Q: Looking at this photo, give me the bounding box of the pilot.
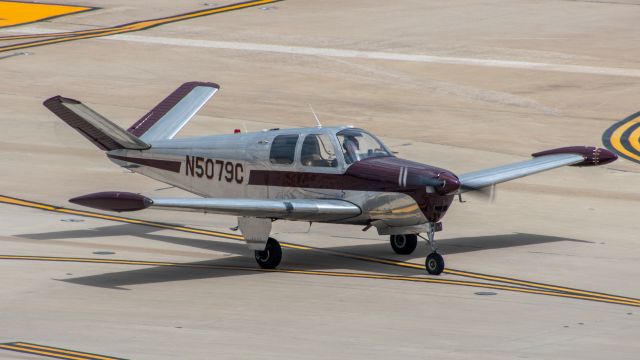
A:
[342,134,360,164]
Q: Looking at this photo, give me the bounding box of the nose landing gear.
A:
[426,252,445,275]
[423,222,445,275]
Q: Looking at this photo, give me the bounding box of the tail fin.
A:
[127,81,219,141]
[43,96,149,151]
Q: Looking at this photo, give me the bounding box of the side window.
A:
[301,134,337,167]
[269,134,299,165]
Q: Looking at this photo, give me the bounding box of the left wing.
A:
[69,192,361,222]
[458,146,617,192]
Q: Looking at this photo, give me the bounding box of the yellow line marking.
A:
[1,254,639,307]
[610,115,640,161]
[297,245,640,304]
[629,125,640,153]
[0,344,89,360]
[2,195,639,306]
[0,1,92,29]
[0,0,280,52]
[0,195,55,211]
[14,342,119,360]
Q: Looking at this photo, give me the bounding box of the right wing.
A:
[69,192,361,222]
[458,146,617,192]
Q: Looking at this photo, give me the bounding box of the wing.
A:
[69,192,361,222]
[458,146,617,192]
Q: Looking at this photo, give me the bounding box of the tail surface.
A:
[43,81,219,150]
[43,96,149,151]
[127,81,219,141]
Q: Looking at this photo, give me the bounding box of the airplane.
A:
[43,81,618,275]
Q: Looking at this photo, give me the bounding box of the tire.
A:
[425,252,445,275]
[254,238,282,269]
[390,234,418,255]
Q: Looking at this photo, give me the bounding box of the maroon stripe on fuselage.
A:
[248,170,403,192]
[107,154,181,173]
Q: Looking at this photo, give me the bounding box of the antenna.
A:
[308,104,322,128]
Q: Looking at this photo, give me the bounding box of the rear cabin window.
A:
[269,134,299,165]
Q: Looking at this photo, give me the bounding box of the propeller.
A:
[409,171,461,195]
[415,176,446,188]
[460,184,497,203]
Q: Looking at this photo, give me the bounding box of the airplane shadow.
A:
[16,224,593,290]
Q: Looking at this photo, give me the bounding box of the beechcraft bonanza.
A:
[44,82,618,274]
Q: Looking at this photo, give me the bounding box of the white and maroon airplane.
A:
[44,82,617,274]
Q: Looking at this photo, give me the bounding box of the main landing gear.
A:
[389,234,418,255]
[254,237,282,269]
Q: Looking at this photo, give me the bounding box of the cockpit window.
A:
[270,134,299,165]
[301,134,337,167]
[337,129,391,164]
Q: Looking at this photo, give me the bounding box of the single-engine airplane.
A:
[44,82,618,274]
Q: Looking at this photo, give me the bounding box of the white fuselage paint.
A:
[108,126,428,227]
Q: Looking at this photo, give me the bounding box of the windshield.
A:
[336,129,391,165]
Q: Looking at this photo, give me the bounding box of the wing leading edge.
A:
[69,192,361,222]
[457,146,617,192]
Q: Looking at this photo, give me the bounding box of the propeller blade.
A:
[461,184,497,203]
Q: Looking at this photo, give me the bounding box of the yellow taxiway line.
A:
[0,341,124,360]
[0,0,282,52]
[1,254,640,307]
[1,194,639,307]
[602,111,640,163]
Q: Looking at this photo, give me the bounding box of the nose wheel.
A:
[254,237,282,269]
[426,252,444,275]
[423,223,445,275]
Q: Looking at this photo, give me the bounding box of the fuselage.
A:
[107,126,458,228]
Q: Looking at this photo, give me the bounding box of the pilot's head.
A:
[343,134,359,149]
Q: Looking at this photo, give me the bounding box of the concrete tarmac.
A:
[1,1,639,359]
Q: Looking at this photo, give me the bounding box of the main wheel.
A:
[425,252,445,275]
[390,234,418,255]
[254,238,282,269]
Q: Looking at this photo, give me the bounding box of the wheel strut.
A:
[423,222,445,275]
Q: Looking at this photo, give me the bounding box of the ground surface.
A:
[0,1,639,359]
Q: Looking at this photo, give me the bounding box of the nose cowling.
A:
[437,172,461,195]
[344,157,461,195]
